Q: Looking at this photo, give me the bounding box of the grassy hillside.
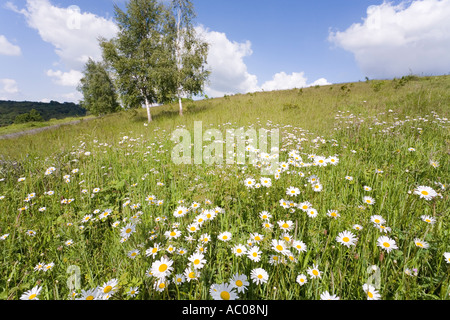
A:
[0,75,448,301]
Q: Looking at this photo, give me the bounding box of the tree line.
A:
[77,0,210,122]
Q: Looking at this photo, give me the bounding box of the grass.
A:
[0,75,448,300]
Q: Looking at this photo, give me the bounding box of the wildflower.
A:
[443,252,450,264]
[81,214,92,223]
[187,223,200,233]
[307,264,322,279]
[306,208,318,218]
[250,232,264,243]
[277,220,294,231]
[259,211,272,220]
[34,262,45,272]
[127,287,139,297]
[260,177,272,187]
[250,268,269,285]
[1,234,9,240]
[429,160,439,168]
[145,243,161,258]
[232,244,247,256]
[353,224,363,231]
[244,178,256,188]
[345,176,353,181]
[292,240,307,253]
[363,186,372,191]
[327,209,340,219]
[271,239,290,256]
[312,183,323,192]
[43,262,54,272]
[298,201,311,212]
[120,223,136,239]
[151,257,174,279]
[26,230,36,237]
[336,230,358,247]
[188,252,207,269]
[320,291,340,300]
[414,238,429,249]
[173,274,185,285]
[363,284,381,300]
[230,273,249,293]
[128,249,140,259]
[65,239,74,247]
[247,246,262,262]
[210,283,238,300]
[413,186,437,200]
[420,215,436,224]
[164,229,181,239]
[377,236,398,253]
[184,267,200,282]
[154,278,169,292]
[370,215,385,225]
[296,274,308,286]
[99,279,119,298]
[218,231,232,242]
[363,196,375,205]
[20,285,42,300]
[286,186,300,196]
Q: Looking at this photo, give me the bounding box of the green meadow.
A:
[0,75,448,300]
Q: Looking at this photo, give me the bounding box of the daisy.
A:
[296,274,308,286]
[145,243,160,258]
[259,211,272,220]
[336,230,358,248]
[363,284,381,300]
[232,244,247,256]
[199,233,211,244]
[320,291,340,300]
[326,209,340,219]
[345,176,353,181]
[76,288,100,300]
[218,231,232,242]
[363,196,376,205]
[260,177,272,187]
[211,283,238,300]
[286,186,300,196]
[327,156,339,165]
[363,186,372,191]
[173,205,188,218]
[353,224,363,231]
[244,178,256,188]
[271,239,290,256]
[128,249,140,259]
[187,223,200,233]
[26,230,36,237]
[127,287,139,297]
[247,246,262,262]
[1,234,9,240]
[120,223,136,238]
[414,186,437,200]
[298,201,311,212]
[312,183,323,192]
[307,264,322,279]
[444,252,450,264]
[429,160,439,168]
[151,257,174,279]
[277,220,294,231]
[377,236,398,253]
[154,278,169,292]
[184,267,200,282]
[164,229,181,239]
[292,240,307,253]
[20,285,42,300]
[81,214,92,223]
[230,273,249,293]
[414,238,429,249]
[306,208,318,218]
[34,262,45,272]
[420,215,436,224]
[99,279,119,298]
[250,268,269,285]
[370,215,386,225]
[188,252,207,269]
[262,221,274,230]
[173,274,185,285]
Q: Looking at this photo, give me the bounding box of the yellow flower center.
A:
[421,190,429,195]
[342,237,350,242]
[86,295,94,300]
[312,270,319,276]
[125,228,131,233]
[222,235,228,240]
[159,264,168,272]
[237,248,242,253]
[159,283,165,289]
[282,223,289,228]
[257,274,263,279]
[188,272,196,278]
[152,248,158,253]
[276,245,284,251]
[236,280,243,287]
[374,219,380,223]
[252,252,257,257]
[103,286,112,293]
[383,242,390,248]
[194,259,200,265]
[220,291,230,300]
[29,294,37,300]
[416,242,423,247]
[170,231,176,236]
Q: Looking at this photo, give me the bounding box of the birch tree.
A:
[100,0,176,122]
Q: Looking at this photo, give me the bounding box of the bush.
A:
[14,109,43,124]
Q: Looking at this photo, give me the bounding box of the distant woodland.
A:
[0,100,87,127]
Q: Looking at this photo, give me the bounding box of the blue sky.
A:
[1,0,450,103]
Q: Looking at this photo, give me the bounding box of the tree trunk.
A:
[145,98,152,122]
[179,97,183,116]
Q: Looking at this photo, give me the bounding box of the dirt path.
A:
[0,118,96,140]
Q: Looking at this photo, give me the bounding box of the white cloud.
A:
[0,79,19,94]
[46,69,83,87]
[0,35,21,56]
[9,0,118,72]
[196,25,329,97]
[260,72,330,91]
[328,0,450,78]
[196,25,259,97]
